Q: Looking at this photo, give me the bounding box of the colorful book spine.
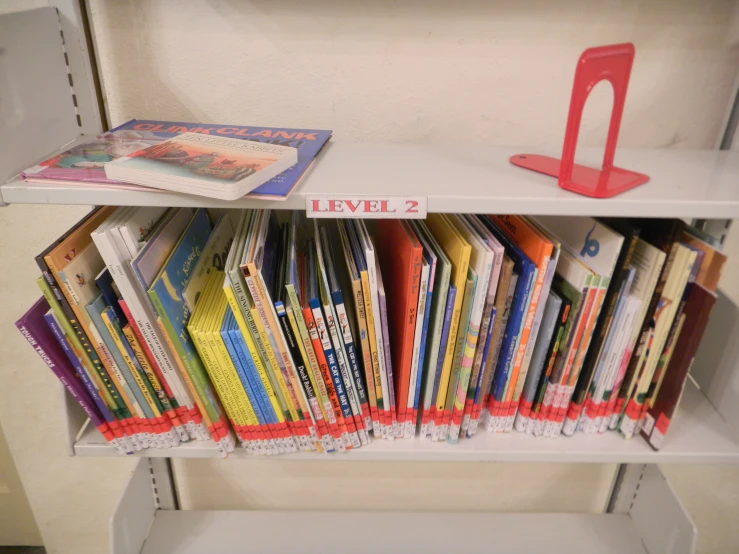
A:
[16,298,128,455]
[428,285,457,440]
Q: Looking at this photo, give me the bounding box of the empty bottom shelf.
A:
[141,510,646,554]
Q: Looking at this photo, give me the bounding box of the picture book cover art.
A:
[22,119,332,198]
[107,133,297,189]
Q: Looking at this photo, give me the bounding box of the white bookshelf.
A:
[72,380,739,464]
[5,142,739,218]
[4,6,739,554]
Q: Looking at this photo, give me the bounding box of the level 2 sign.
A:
[306,195,428,219]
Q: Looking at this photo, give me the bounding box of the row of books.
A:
[20,120,332,201]
[16,208,725,456]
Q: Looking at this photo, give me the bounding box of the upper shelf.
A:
[4,142,739,218]
[73,380,739,464]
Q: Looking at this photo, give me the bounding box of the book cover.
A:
[243,211,318,449]
[445,269,476,443]
[354,220,397,438]
[642,283,716,450]
[565,217,639,433]
[146,209,232,445]
[105,133,299,201]
[446,215,493,440]
[515,290,562,429]
[376,219,423,437]
[317,224,370,443]
[478,256,515,423]
[409,220,452,439]
[611,218,684,430]
[489,215,554,431]
[461,215,504,437]
[336,220,379,437]
[24,120,332,199]
[476,216,536,432]
[620,243,697,438]
[525,290,572,435]
[17,298,127,452]
[428,285,457,440]
[424,214,471,436]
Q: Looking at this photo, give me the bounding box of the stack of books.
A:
[16,208,725,455]
[21,120,332,201]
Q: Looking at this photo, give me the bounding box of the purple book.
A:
[16,298,121,451]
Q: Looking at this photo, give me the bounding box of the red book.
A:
[376,220,423,434]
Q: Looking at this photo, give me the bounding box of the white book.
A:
[92,209,207,442]
[354,220,396,440]
[118,206,169,256]
[105,133,298,201]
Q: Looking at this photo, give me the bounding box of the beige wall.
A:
[1,0,739,553]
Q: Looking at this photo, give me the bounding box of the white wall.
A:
[1,0,739,553]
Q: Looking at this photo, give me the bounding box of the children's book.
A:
[105,133,299,201]
[23,120,332,200]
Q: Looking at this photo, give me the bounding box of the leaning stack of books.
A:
[16,209,725,456]
[20,120,332,201]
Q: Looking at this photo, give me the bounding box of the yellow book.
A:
[120,325,164,419]
[425,214,471,420]
[155,316,217,442]
[189,274,242,445]
[224,285,288,429]
[208,287,267,455]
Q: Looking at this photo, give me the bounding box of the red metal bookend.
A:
[511,43,649,198]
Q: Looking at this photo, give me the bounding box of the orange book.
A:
[680,232,727,292]
[488,215,553,428]
[376,220,423,434]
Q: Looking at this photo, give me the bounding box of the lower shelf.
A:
[111,460,696,554]
[143,511,644,554]
[78,380,739,463]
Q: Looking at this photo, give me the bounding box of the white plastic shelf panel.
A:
[5,144,739,218]
[77,380,739,464]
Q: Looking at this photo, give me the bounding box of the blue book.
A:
[413,256,435,427]
[477,216,537,416]
[430,285,457,425]
[95,269,126,323]
[225,310,278,427]
[221,310,268,428]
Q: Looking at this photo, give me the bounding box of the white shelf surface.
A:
[141,510,645,554]
[5,143,739,218]
[76,380,739,463]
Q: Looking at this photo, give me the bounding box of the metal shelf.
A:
[111,461,696,554]
[5,143,739,218]
[75,380,739,464]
